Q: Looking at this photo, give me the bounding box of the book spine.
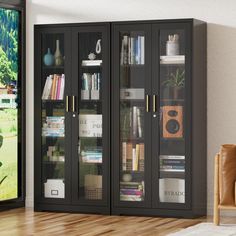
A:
[137,107,142,138]
[135,144,139,171]
[42,76,49,99]
[56,76,61,100]
[51,74,57,100]
[132,106,137,138]
[97,73,100,91]
[120,38,124,65]
[60,74,65,100]
[138,36,141,64]
[123,35,128,65]
[128,36,131,65]
[132,147,136,171]
[122,142,127,171]
[141,36,145,64]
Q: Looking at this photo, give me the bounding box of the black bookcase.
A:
[34,19,206,218]
[112,19,206,218]
[34,23,110,214]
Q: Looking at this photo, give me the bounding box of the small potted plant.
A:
[0,135,7,186]
[162,68,185,99]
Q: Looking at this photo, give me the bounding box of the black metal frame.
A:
[0,0,26,211]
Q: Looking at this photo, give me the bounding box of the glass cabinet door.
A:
[36,29,71,203]
[71,26,109,206]
[152,24,190,208]
[113,24,152,207]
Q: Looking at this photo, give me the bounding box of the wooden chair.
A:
[214,145,236,225]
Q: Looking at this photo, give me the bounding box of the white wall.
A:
[26,0,236,215]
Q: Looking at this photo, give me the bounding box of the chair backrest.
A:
[219,144,236,205]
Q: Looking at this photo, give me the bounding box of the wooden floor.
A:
[0,208,235,236]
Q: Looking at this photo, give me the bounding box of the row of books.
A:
[120,181,144,201]
[81,148,102,163]
[42,74,65,100]
[120,106,144,139]
[42,116,65,137]
[82,73,101,91]
[120,35,145,65]
[122,142,144,171]
[160,155,185,172]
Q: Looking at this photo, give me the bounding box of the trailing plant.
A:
[162,68,185,88]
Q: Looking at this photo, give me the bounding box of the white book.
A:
[44,75,53,99]
[42,76,50,99]
[137,108,142,138]
[128,36,131,65]
[132,106,137,137]
[130,37,135,65]
[59,74,65,100]
[123,36,129,65]
[160,155,185,160]
[138,36,141,64]
[91,74,95,90]
[81,60,102,66]
[140,36,145,64]
[120,38,125,65]
[132,148,136,171]
[122,142,127,171]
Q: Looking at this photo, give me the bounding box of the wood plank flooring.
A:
[0,208,235,236]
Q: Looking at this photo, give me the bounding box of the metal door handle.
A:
[66,96,69,112]
[153,95,156,112]
[72,95,75,112]
[146,95,150,112]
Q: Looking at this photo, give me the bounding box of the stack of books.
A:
[81,60,102,66]
[42,116,65,137]
[160,155,185,172]
[120,181,144,201]
[122,142,144,171]
[81,147,102,163]
[120,35,145,65]
[42,74,65,100]
[160,55,185,64]
[120,106,144,139]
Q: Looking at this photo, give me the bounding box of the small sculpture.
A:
[54,39,63,66]
[43,48,54,66]
[88,52,96,60]
[95,39,102,54]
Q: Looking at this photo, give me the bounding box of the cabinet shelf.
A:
[42,66,64,69]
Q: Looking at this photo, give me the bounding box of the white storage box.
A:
[44,179,65,198]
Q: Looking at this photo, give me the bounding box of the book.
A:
[81,60,102,66]
[42,116,65,137]
[132,106,137,137]
[137,108,142,138]
[160,55,185,64]
[139,143,144,171]
[59,74,65,99]
[140,36,145,64]
[122,142,127,171]
[41,74,65,100]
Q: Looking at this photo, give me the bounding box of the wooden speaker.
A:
[162,106,183,138]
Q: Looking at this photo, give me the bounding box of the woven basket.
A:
[85,187,102,200]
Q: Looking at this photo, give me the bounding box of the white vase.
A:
[54,39,63,66]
